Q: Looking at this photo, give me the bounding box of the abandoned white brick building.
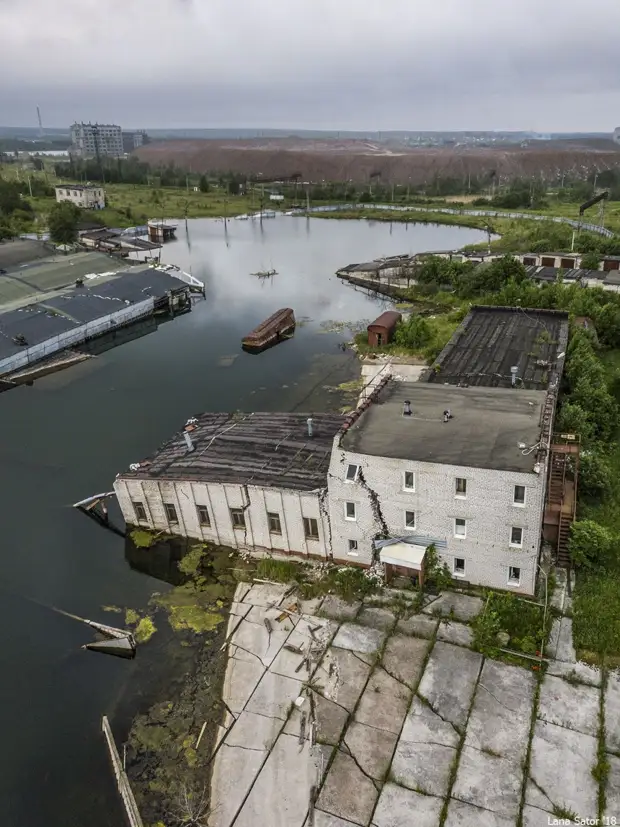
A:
[113,412,344,560]
[113,306,574,597]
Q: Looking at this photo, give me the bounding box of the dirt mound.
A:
[134,138,620,186]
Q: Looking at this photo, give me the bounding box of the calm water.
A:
[0,217,486,826]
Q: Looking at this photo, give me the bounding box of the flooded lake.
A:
[0,216,486,826]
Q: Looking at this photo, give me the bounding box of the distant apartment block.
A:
[55,185,105,210]
[70,122,123,158]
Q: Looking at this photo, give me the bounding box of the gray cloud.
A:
[2,0,620,131]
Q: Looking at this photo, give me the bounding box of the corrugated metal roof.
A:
[368,311,402,330]
[0,306,79,359]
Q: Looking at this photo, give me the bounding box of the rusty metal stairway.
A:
[544,436,580,567]
[557,513,572,567]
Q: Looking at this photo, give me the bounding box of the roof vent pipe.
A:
[510,366,519,387]
[183,430,195,453]
[403,400,412,417]
[307,417,314,438]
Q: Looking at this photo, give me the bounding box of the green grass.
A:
[253,557,380,602]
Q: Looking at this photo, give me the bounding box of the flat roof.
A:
[340,381,546,473]
[118,412,345,491]
[427,306,569,390]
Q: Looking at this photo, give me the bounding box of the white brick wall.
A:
[327,440,545,595]
[114,477,330,560]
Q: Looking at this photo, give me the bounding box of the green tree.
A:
[555,401,593,444]
[48,201,80,244]
[580,251,601,271]
[198,174,209,193]
[579,449,612,498]
[394,315,432,350]
[569,520,614,570]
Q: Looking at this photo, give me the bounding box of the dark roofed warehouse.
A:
[427,306,569,391]
[119,412,345,491]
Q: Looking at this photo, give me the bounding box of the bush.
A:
[579,449,612,498]
[394,315,432,350]
[581,251,601,271]
[569,520,614,570]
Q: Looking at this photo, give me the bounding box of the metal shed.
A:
[367,310,402,347]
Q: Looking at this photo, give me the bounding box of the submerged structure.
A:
[242,307,295,352]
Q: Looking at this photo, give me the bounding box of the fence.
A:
[102,716,143,827]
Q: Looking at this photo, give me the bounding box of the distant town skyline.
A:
[2,0,620,132]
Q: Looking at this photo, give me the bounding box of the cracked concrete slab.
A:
[422,592,483,622]
[343,721,398,781]
[391,738,456,797]
[437,620,474,648]
[521,805,554,827]
[283,690,349,747]
[400,696,461,748]
[332,622,386,654]
[357,606,396,631]
[382,635,429,689]
[315,647,373,713]
[234,733,322,827]
[231,617,292,667]
[529,720,598,819]
[242,582,291,606]
[396,614,438,639]
[605,673,620,753]
[245,670,304,720]
[225,710,283,751]
[605,754,620,821]
[452,747,522,820]
[537,674,599,737]
[245,603,298,631]
[222,653,266,714]
[444,799,514,827]
[546,617,576,663]
[297,596,325,616]
[320,596,362,621]
[208,743,268,827]
[546,660,601,687]
[525,779,554,812]
[417,642,483,730]
[466,660,536,763]
[355,666,412,734]
[316,750,379,826]
[372,782,442,827]
[311,812,360,827]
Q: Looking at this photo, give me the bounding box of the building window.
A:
[454,518,467,538]
[348,539,359,557]
[164,503,178,523]
[345,502,357,521]
[513,485,526,506]
[267,512,282,534]
[455,478,467,497]
[510,526,523,547]
[454,557,466,576]
[345,464,359,482]
[403,471,415,491]
[196,505,210,527]
[405,510,416,528]
[133,501,147,522]
[508,566,521,586]
[231,508,246,529]
[304,517,319,539]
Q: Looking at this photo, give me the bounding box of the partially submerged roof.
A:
[426,306,569,391]
[340,381,546,473]
[119,412,346,491]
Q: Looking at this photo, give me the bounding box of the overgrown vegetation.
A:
[471,592,551,659]
[254,556,381,601]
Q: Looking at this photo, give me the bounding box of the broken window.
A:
[403,471,415,491]
[267,512,282,534]
[345,502,357,521]
[510,526,523,547]
[164,503,178,523]
[454,518,466,538]
[346,464,359,482]
[304,517,319,539]
[196,505,210,526]
[133,501,147,522]
[405,510,416,528]
[513,485,526,506]
[508,566,521,585]
[231,508,246,529]
[455,478,467,497]
[348,539,359,557]
[454,557,466,575]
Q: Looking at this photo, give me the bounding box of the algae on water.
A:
[135,616,157,643]
[130,528,156,548]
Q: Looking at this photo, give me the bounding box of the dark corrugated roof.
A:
[118,412,345,491]
[0,306,79,359]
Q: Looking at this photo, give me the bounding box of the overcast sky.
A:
[2,0,620,132]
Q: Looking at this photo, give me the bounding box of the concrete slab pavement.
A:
[381,634,429,689]
[417,642,483,730]
[372,782,443,827]
[317,750,379,826]
[537,674,599,737]
[422,592,483,622]
[332,622,386,654]
[444,799,513,827]
[437,620,474,647]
